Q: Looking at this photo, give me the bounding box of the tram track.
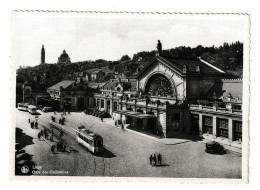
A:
[71,152,79,176]
[38,117,108,177]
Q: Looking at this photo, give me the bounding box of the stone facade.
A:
[93,54,242,143]
[47,80,96,111]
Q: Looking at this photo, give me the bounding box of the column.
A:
[213,116,217,137]
[228,119,234,141]
[104,99,108,112]
[199,114,203,137]
[110,100,113,115]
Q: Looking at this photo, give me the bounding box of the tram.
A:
[76,127,103,154]
[17,103,29,111]
[27,105,38,115]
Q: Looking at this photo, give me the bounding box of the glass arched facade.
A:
[145,74,175,97]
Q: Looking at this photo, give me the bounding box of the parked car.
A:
[15,149,25,155]
[205,141,224,154]
[16,153,32,162]
[42,106,53,112]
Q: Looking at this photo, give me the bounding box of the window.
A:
[234,121,242,141]
[203,116,213,134]
[217,118,229,138]
[95,140,102,147]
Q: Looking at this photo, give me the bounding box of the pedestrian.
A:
[153,154,157,166]
[50,129,54,141]
[158,153,162,165]
[28,118,30,123]
[149,155,153,165]
[43,129,47,139]
[51,145,55,153]
[57,142,60,152]
[31,122,34,129]
[121,124,124,130]
[37,132,41,140]
[34,121,38,129]
[101,116,103,122]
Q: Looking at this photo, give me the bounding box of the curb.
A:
[124,128,190,145]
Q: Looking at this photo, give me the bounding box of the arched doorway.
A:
[145,74,175,97]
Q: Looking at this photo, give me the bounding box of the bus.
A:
[76,128,103,154]
[17,103,29,111]
[27,105,38,115]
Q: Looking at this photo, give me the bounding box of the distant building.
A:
[41,45,45,64]
[57,50,71,64]
[16,81,49,106]
[75,67,111,83]
[94,78,137,113]
[91,70,105,82]
[47,80,96,110]
[47,80,75,101]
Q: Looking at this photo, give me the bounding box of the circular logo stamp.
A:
[21,165,29,174]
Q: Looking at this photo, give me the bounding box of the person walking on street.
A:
[149,155,153,165]
[43,129,47,139]
[34,121,38,129]
[153,154,157,166]
[28,119,30,123]
[37,132,41,140]
[158,153,162,165]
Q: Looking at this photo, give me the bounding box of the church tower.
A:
[41,45,45,64]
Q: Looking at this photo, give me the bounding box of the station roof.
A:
[114,110,156,118]
[137,55,228,77]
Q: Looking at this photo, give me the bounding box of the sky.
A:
[12,12,249,68]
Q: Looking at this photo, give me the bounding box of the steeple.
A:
[41,44,45,64]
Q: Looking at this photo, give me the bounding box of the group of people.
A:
[149,153,162,166]
[57,142,66,152]
[37,129,50,140]
[29,119,38,129]
[58,117,65,125]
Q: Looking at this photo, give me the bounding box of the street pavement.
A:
[15,109,242,178]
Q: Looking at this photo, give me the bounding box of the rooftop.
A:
[47,80,75,90]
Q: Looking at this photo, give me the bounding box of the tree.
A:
[120,55,131,62]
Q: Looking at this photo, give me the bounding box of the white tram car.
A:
[76,128,103,154]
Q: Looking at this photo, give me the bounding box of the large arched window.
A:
[145,74,175,97]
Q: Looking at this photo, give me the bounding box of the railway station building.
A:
[94,53,243,147]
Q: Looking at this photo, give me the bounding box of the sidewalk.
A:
[103,118,191,145]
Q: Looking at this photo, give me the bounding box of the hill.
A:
[16,41,243,92]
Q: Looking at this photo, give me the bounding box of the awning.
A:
[114,110,156,119]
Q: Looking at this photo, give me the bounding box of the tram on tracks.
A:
[17,103,29,111]
[76,127,104,154]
